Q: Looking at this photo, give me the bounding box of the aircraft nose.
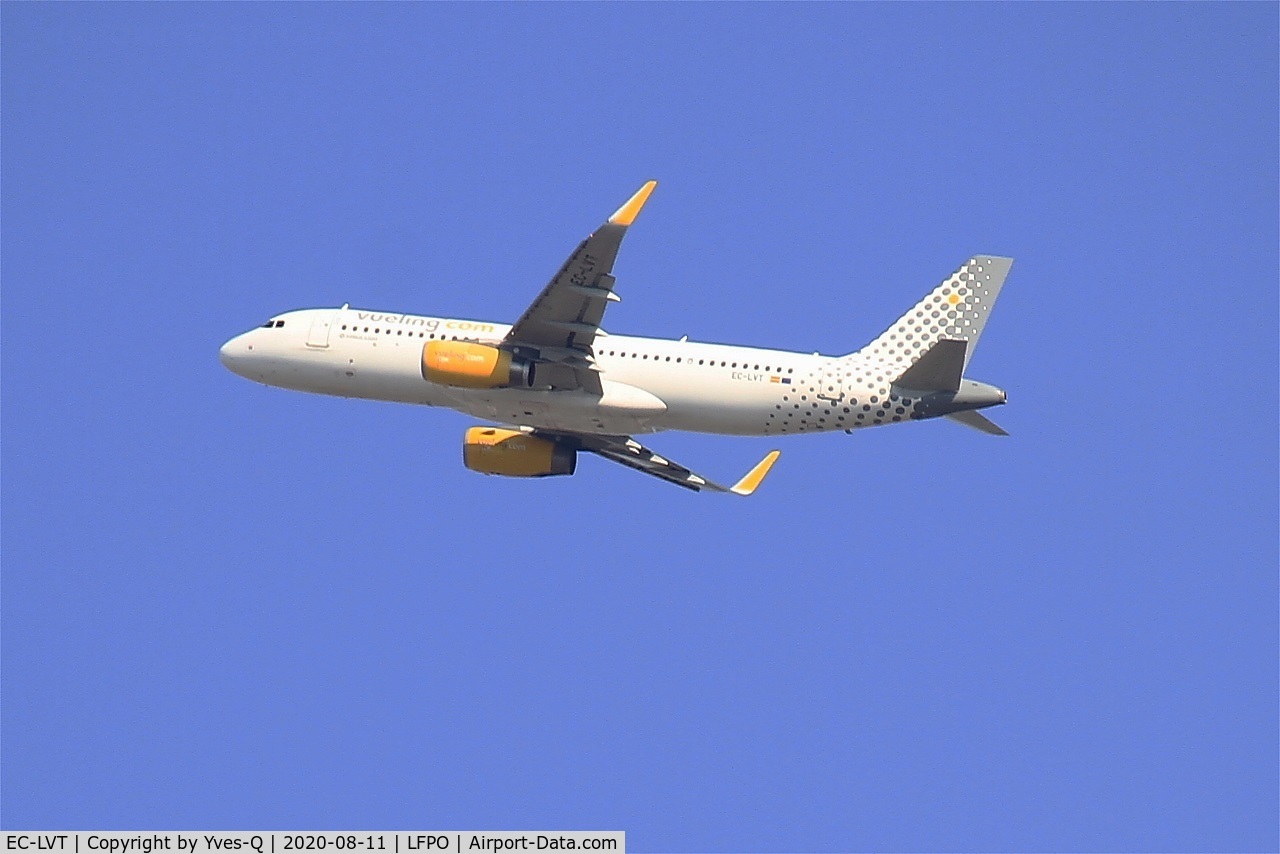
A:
[219,334,252,377]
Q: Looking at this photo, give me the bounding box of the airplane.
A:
[219,181,1013,495]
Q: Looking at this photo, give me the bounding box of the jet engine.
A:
[462,427,576,478]
[422,341,536,389]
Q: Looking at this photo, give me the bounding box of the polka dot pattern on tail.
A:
[861,256,1012,372]
[759,256,1012,437]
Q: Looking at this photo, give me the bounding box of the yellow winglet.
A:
[730,450,781,496]
[608,180,657,226]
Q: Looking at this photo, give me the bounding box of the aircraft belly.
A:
[657,402,773,436]
[640,376,778,436]
[281,340,453,406]
[447,389,662,434]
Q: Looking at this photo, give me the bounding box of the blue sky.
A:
[3,4,1276,851]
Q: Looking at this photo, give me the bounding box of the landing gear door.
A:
[306,310,334,348]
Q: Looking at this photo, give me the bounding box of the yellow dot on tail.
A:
[948,293,960,305]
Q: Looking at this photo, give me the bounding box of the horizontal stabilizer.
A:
[893,339,967,392]
[945,409,1009,436]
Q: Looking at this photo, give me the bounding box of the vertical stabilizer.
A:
[855,256,1012,371]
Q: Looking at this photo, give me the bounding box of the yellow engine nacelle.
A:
[422,341,535,389]
[462,427,577,478]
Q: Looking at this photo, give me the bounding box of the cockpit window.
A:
[261,320,286,329]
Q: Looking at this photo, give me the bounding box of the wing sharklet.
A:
[608,180,657,226]
[729,450,782,496]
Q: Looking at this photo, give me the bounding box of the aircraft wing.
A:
[502,181,656,393]
[543,431,781,495]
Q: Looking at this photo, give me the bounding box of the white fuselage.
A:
[220,307,914,438]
